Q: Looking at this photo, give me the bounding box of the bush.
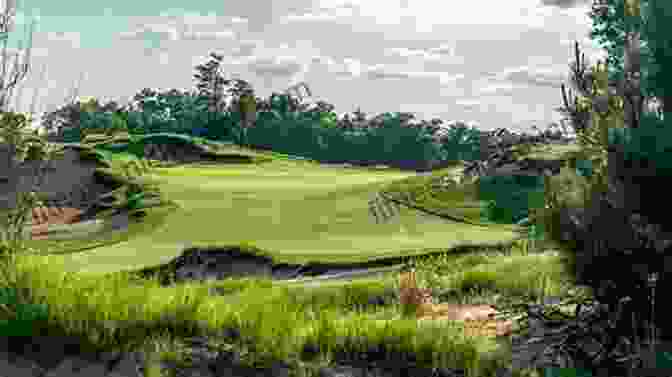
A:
[477,175,545,225]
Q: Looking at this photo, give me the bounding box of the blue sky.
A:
[5,0,616,134]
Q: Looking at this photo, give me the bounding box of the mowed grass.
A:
[29,153,526,277]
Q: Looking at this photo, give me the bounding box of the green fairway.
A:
[32,152,526,277]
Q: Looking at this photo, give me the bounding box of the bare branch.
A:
[0,4,35,113]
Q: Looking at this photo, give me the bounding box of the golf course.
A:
[0,134,589,377]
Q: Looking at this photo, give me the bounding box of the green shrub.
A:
[477,175,545,225]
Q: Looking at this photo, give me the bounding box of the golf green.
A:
[31,157,525,277]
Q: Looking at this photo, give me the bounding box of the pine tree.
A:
[193,53,231,125]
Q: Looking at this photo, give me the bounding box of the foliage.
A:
[432,121,482,162]
[79,110,130,137]
[521,1,672,374]
[0,284,50,337]
[638,0,672,118]
[44,77,465,172]
[586,0,662,118]
[192,52,229,114]
[236,88,257,148]
[0,112,38,171]
[79,149,167,218]
[0,191,43,256]
[126,88,209,135]
[531,11,633,265]
[42,98,128,138]
[477,175,546,225]
[55,87,228,142]
[0,111,66,257]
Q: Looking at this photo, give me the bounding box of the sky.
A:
[1,0,620,134]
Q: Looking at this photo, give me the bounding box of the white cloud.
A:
[365,65,410,80]
[325,57,363,77]
[342,58,362,76]
[182,30,236,41]
[43,31,82,48]
[285,6,356,22]
[119,24,180,42]
[230,40,258,57]
[230,17,249,25]
[454,99,481,110]
[247,55,305,79]
[478,82,518,95]
[383,43,463,65]
[118,13,247,47]
[285,0,584,31]
[158,51,171,65]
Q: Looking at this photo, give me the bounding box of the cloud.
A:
[478,82,518,95]
[540,0,591,9]
[284,0,587,30]
[229,17,249,25]
[284,5,356,22]
[384,44,456,61]
[365,65,411,80]
[230,40,258,57]
[500,66,565,89]
[43,31,82,48]
[118,24,180,43]
[454,99,481,110]
[116,13,247,56]
[318,56,363,77]
[157,9,241,27]
[247,56,305,79]
[366,68,465,84]
[181,30,236,41]
[310,51,466,85]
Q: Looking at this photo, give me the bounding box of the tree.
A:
[535,1,672,372]
[193,52,230,116]
[586,0,667,120]
[126,87,178,132]
[0,0,35,113]
[225,79,256,142]
[225,78,254,107]
[639,0,672,121]
[0,0,38,174]
[0,1,66,251]
[237,88,256,147]
[40,69,92,138]
[305,100,339,129]
[125,87,212,135]
[556,0,657,133]
[12,58,47,134]
[41,89,128,141]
